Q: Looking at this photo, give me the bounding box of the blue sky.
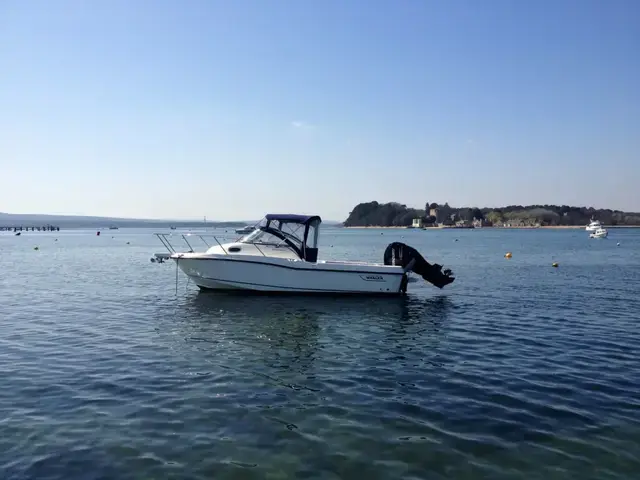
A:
[1,0,638,221]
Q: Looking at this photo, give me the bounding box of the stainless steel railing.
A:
[154,233,233,255]
[154,233,269,257]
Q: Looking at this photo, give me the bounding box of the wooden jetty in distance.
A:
[0,225,60,232]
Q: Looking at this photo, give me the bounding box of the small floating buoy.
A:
[617,242,620,246]
[126,242,130,245]
[552,262,558,268]
[455,239,459,242]
[505,252,512,258]
[34,246,39,251]
[96,231,100,236]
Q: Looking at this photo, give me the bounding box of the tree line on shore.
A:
[343,201,640,227]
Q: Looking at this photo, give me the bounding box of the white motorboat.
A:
[589,227,608,238]
[235,225,256,234]
[152,213,455,295]
[585,220,602,232]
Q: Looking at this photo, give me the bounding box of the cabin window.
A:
[306,220,320,248]
[228,246,241,252]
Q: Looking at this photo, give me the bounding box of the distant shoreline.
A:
[343,225,640,230]
[344,201,640,231]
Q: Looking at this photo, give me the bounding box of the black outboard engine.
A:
[383,242,455,289]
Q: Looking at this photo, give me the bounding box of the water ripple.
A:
[1,229,640,478]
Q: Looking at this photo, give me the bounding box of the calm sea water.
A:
[1,227,639,479]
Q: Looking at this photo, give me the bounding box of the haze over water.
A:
[1,227,640,479]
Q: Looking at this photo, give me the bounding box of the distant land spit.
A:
[0,212,248,229]
[0,212,341,229]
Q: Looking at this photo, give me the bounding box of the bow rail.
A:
[151,232,239,263]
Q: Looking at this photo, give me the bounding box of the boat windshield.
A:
[239,225,303,249]
[237,216,319,260]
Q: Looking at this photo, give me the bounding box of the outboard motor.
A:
[383,242,455,289]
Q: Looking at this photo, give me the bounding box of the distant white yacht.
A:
[585,219,602,232]
[590,227,608,239]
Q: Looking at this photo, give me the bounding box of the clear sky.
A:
[1,0,638,221]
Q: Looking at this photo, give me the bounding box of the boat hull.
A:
[173,255,406,294]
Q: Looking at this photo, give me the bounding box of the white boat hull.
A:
[152,214,455,295]
[589,227,608,238]
[173,254,406,294]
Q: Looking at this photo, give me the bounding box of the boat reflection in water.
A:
[170,293,454,375]
[187,292,453,327]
